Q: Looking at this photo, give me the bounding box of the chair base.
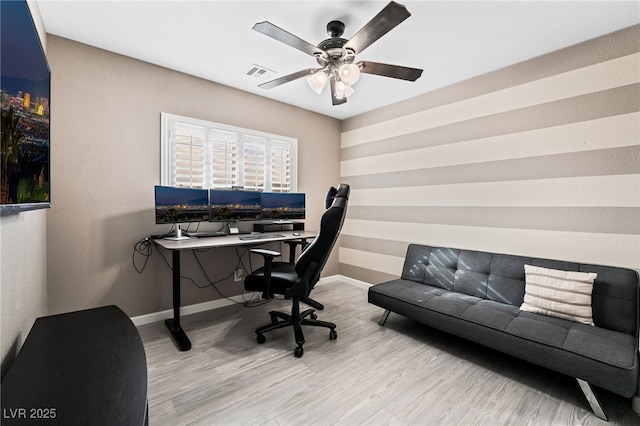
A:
[255,300,337,358]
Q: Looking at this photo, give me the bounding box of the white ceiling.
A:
[37,0,640,120]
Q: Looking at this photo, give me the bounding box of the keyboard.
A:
[239,234,285,241]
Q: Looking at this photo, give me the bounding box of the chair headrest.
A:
[325,184,349,209]
[325,186,338,209]
[331,183,349,209]
[335,183,349,200]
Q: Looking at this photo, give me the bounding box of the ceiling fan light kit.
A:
[306,70,328,94]
[253,1,423,106]
[338,63,360,86]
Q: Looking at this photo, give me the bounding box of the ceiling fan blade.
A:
[344,1,411,54]
[258,69,315,89]
[330,76,347,106]
[253,21,324,57]
[358,61,423,81]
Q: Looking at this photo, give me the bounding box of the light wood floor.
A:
[137,281,639,425]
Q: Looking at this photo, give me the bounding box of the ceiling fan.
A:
[252,1,423,106]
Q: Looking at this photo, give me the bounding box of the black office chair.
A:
[283,185,338,309]
[244,184,349,357]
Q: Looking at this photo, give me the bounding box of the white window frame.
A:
[160,113,298,192]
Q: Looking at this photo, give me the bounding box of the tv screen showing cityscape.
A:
[261,192,306,220]
[210,189,262,221]
[1,0,51,212]
[155,186,210,224]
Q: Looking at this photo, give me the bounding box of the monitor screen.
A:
[210,189,262,221]
[155,186,209,224]
[261,192,306,220]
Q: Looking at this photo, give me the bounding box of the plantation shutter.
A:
[210,129,238,189]
[241,135,265,191]
[270,140,292,192]
[161,113,297,192]
[173,123,205,188]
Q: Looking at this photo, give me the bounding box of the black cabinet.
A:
[1,306,148,425]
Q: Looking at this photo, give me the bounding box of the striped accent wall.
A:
[339,25,640,284]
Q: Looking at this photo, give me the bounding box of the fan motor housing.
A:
[326,20,345,38]
[318,37,348,52]
[318,20,348,60]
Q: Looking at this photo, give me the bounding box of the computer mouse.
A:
[293,232,300,236]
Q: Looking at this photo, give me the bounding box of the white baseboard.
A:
[327,274,372,289]
[131,295,246,326]
[130,274,372,326]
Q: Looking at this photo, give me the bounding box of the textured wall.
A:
[46,36,340,317]
[339,25,640,283]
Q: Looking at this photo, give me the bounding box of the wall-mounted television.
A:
[155,186,209,239]
[209,189,262,221]
[261,192,306,222]
[1,0,51,214]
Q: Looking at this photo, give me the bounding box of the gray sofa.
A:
[368,244,640,420]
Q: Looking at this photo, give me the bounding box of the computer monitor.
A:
[209,189,262,221]
[154,186,209,239]
[260,192,306,222]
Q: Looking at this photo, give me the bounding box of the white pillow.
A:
[521,265,597,326]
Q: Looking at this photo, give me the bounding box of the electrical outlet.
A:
[234,268,243,282]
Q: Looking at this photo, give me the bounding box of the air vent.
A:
[244,64,275,80]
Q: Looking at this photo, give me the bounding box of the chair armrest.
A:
[250,248,281,258]
[250,248,280,299]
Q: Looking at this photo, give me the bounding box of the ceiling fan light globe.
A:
[338,63,360,86]
[344,84,354,98]
[306,71,328,94]
[334,81,346,99]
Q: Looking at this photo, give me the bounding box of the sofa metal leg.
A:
[576,378,607,421]
[379,309,391,326]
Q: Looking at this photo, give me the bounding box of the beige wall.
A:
[46,36,341,317]
[0,0,48,378]
[339,25,640,283]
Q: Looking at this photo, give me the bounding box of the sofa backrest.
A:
[401,244,639,336]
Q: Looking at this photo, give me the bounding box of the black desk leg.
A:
[164,250,192,351]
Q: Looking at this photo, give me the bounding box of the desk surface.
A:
[154,230,316,251]
[1,306,148,425]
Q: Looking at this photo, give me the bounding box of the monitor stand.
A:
[228,221,240,234]
[165,224,190,241]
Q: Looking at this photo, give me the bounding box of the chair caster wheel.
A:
[329,330,337,340]
[294,346,304,358]
[257,334,266,344]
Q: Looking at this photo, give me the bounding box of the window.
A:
[161,113,297,192]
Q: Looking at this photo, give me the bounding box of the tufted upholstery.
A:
[369,244,640,398]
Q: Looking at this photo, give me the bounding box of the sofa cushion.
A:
[425,247,459,290]
[520,265,596,326]
[460,299,520,330]
[487,254,528,305]
[584,264,639,335]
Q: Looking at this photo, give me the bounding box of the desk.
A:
[154,231,316,351]
[0,306,148,425]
